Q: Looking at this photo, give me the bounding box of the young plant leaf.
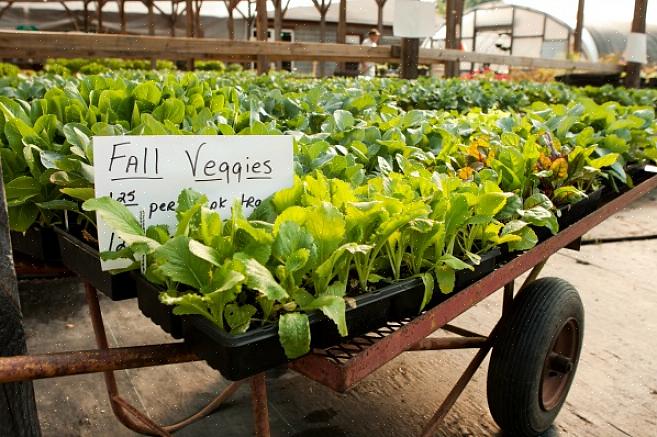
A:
[83,196,160,248]
[240,256,289,301]
[224,303,257,334]
[278,313,311,359]
[420,272,434,312]
[305,295,347,337]
[155,235,212,289]
[436,266,456,295]
[188,239,223,267]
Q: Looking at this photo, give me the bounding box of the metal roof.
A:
[431,0,656,63]
[505,0,657,62]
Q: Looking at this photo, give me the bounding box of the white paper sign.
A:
[393,0,439,38]
[93,135,294,270]
[623,32,647,64]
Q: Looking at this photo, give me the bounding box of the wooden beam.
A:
[147,0,155,35]
[236,0,256,42]
[624,0,648,88]
[375,0,386,36]
[150,1,170,18]
[147,0,156,68]
[418,47,621,73]
[271,0,289,70]
[0,172,19,313]
[311,0,331,76]
[573,0,585,54]
[195,0,202,37]
[170,0,177,37]
[226,6,235,40]
[0,0,16,20]
[272,0,282,42]
[186,0,194,68]
[271,0,290,40]
[444,0,463,77]
[401,38,419,79]
[256,0,268,74]
[0,151,41,437]
[335,0,346,73]
[224,0,240,40]
[59,0,80,31]
[185,0,194,37]
[454,0,463,47]
[96,0,103,33]
[0,30,396,62]
[336,0,346,43]
[83,0,89,32]
[119,0,126,33]
[0,30,623,74]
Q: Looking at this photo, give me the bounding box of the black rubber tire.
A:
[487,277,584,436]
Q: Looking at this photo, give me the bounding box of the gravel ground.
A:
[17,188,657,437]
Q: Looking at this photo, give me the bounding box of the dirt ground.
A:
[17,188,657,437]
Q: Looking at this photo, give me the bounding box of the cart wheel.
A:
[487,277,584,437]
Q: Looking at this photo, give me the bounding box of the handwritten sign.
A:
[93,135,294,270]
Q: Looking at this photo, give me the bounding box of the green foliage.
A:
[1,66,656,359]
[195,60,226,71]
[42,58,177,74]
[0,62,20,77]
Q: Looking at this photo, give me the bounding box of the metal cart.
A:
[2,174,656,437]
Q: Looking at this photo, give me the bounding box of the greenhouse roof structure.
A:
[429,0,657,63]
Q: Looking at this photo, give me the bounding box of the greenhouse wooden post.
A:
[195,0,203,37]
[573,0,585,54]
[312,0,331,77]
[444,0,462,78]
[118,0,126,33]
[624,0,648,88]
[272,0,287,70]
[0,2,15,21]
[273,1,283,42]
[83,0,89,32]
[147,0,156,69]
[170,1,177,36]
[256,0,269,74]
[96,0,104,33]
[225,0,235,40]
[400,37,419,79]
[0,162,41,437]
[186,0,195,69]
[336,0,346,74]
[375,0,387,36]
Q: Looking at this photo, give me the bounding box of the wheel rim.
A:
[540,318,579,411]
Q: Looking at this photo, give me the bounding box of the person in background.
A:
[360,28,381,77]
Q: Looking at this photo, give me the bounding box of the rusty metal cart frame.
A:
[2,174,656,436]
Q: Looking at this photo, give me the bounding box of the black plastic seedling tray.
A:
[135,248,500,381]
[137,275,426,378]
[10,226,60,262]
[183,280,421,380]
[626,166,656,189]
[535,189,603,242]
[388,248,501,319]
[135,274,184,339]
[557,188,603,230]
[55,227,136,301]
[601,165,655,202]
